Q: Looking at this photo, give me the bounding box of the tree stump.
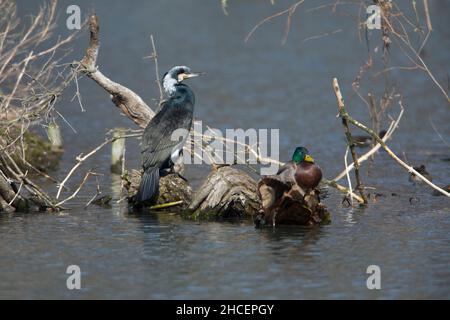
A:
[186,166,261,220]
[255,177,330,227]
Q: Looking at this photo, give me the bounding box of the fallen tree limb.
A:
[1,153,59,210]
[80,15,153,128]
[0,194,15,213]
[0,169,28,211]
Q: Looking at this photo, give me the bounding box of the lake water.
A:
[0,0,449,299]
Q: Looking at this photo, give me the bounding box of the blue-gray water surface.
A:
[0,0,449,299]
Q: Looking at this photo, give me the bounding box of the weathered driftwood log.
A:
[256,176,330,226]
[123,169,192,210]
[187,166,260,220]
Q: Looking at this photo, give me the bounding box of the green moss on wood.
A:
[9,131,63,172]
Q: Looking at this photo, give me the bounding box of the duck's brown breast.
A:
[295,163,322,190]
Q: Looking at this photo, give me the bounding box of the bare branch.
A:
[79,15,154,128]
[333,78,368,204]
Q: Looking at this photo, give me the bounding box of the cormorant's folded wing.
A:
[141,101,193,168]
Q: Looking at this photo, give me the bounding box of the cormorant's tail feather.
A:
[135,167,160,204]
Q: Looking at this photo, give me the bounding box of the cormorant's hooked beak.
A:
[179,72,206,81]
[304,154,315,164]
[186,71,206,79]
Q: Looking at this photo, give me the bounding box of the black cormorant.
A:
[135,66,203,204]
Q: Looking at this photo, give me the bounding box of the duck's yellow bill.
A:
[304,154,315,163]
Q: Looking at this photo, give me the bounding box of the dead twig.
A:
[56,170,100,207]
[150,35,163,102]
[245,0,305,45]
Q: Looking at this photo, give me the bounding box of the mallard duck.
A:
[409,164,432,183]
[277,146,323,190]
[255,147,323,227]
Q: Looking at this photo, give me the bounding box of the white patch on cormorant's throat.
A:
[163,76,177,96]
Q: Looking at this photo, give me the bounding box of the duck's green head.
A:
[292,147,315,164]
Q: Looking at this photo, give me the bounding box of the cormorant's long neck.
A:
[174,83,195,105]
[163,79,194,102]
